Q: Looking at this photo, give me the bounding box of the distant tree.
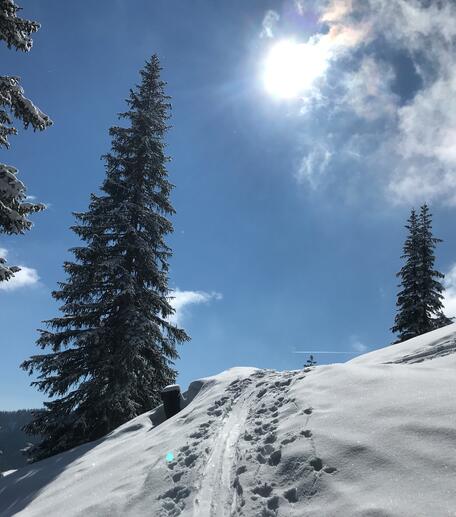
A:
[0,0,52,283]
[22,55,190,461]
[392,204,452,343]
[417,204,453,330]
[305,354,317,368]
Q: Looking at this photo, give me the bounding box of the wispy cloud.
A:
[341,57,398,122]
[350,334,368,353]
[168,288,222,325]
[296,145,332,188]
[260,10,280,39]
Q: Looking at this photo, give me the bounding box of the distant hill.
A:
[0,410,41,472]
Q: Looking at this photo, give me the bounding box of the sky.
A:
[2,0,456,410]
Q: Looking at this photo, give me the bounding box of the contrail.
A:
[293,351,357,354]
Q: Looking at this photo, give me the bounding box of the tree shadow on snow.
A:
[0,384,204,516]
[0,437,103,516]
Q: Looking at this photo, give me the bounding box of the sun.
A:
[262,39,328,99]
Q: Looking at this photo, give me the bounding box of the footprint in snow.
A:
[264,433,277,444]
[283,487,298,503]
[159,485,190,502]
[268,450,281,466]
[184,453,198,467]
[257,388,267,399]
[281,434,297,445]
[309,457,323,472]
[172,471,184,483]
[236,465,247,475]
[207,408,223,417]
[159,485,191,517]
[267,495,280,510]
[253,483,273,498]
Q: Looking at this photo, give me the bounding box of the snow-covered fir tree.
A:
[0,0,52,283]
[391,209,421,342]
[22,55,190,461]
[392,205,451,343]
[417,204,452,330]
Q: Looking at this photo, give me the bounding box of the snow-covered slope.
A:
[1,325,456,517]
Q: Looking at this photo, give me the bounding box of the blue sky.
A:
[2,0,456,410]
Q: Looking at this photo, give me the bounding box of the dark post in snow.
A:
[161,385,182,419]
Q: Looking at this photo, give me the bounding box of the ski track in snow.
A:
[158,368,338,517]
[194,376,253,516]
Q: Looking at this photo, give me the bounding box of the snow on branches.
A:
[0,163,45,235]
[0,0,40,52]
[0,76,52,149]
[0,0,51,284]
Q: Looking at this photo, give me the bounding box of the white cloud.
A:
[168,289,222,325]
[278,0,456,204]
[321,0,353,24]
[0,265,40,291]
[260,10,280,39]
[343,0,456,205]
[388,71,456,204]
[443,264,456,318]
[341,57,398,122]
[0,247,40,291]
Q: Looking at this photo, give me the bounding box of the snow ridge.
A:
[386,335,456,364]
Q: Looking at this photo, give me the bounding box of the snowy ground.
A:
[1,324,456,516]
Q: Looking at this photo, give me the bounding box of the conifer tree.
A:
[22,55,189,461]
[304,354,317,368]
[392,204,451,343]
[0,0,52,283]
[417,204,452,329]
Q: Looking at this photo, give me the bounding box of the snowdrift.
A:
[1,325,456,516]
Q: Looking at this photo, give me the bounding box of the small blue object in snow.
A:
[166,451,174,462]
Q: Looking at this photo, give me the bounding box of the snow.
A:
[0,470,17,479]
[0,164,24,199]
[162,384,181,393]
[0,77,52,133]
[1,329,456,516]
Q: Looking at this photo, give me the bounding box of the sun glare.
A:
[263,39,328,99]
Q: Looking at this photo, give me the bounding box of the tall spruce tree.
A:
[0,0,52,283]
[417,204,453,329]
[22,55,189,461]
[392,204,451,343]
